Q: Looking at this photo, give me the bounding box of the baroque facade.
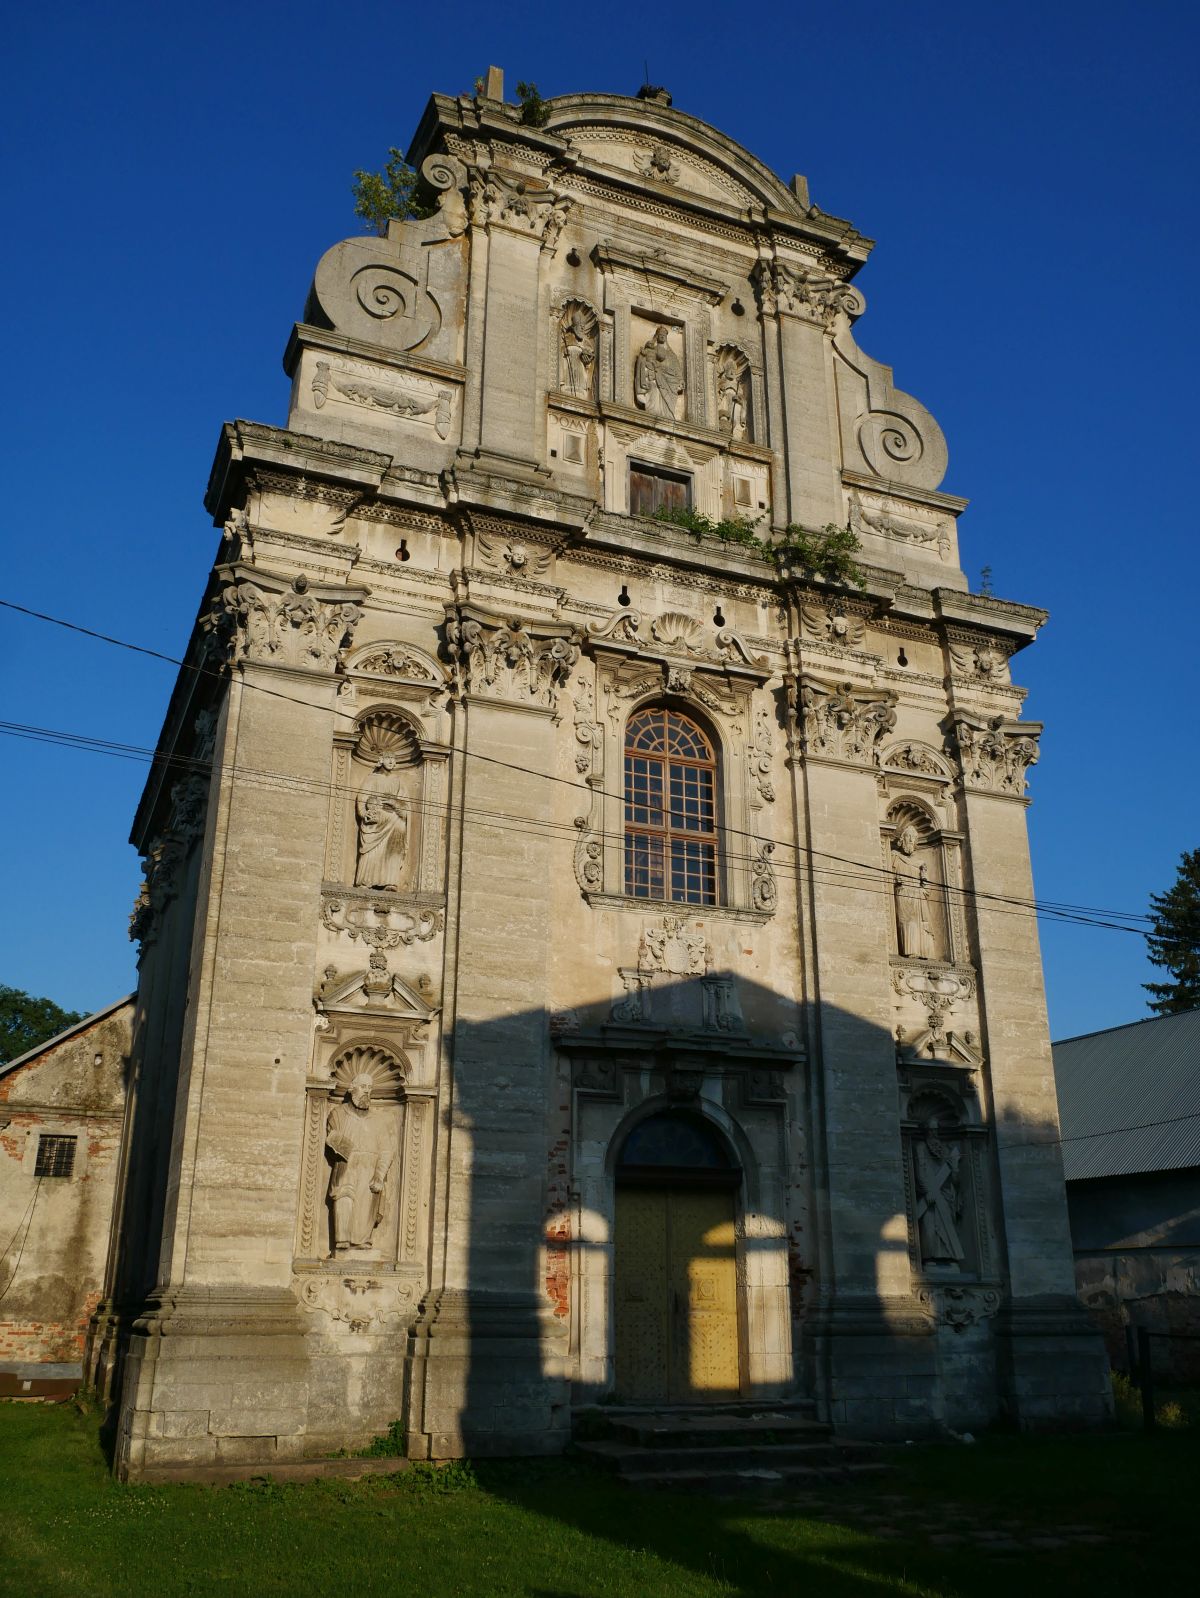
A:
[92,75,1110,1477]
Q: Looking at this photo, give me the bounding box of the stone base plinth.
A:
[995,1296,1114,1429]
[805,1297,941,1437]
[405,1289,570,1459]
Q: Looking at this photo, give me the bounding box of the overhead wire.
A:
[0,596,1155,938]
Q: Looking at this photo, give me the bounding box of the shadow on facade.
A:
[90,960,1111,1484]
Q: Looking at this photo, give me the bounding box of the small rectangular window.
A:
[563,432,584,464]
[34,1134,77,1180]
[734,477,753,508]
[629,463,692,518]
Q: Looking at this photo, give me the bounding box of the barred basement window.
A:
[624,707,718,905]
[34,1133,77,1180]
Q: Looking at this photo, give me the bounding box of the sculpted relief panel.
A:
[633,322,686,421]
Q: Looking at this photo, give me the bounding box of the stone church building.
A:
[90,74,1111,1477]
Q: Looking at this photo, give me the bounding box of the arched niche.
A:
[554,298,599,401]
[325,705,450,897]
[898,1076,994,1283]
[882,797,967,966]
[712,343,754,443]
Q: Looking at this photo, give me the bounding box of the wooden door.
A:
[614,1185,740,1403]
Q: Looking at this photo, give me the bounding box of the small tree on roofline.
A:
[1144,847,1200,1015]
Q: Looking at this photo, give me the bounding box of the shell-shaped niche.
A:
[650,611,705,653]
[331,1042,409,1099]
[355,712,420,767]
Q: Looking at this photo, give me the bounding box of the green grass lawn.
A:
[0,1401,1193,1597]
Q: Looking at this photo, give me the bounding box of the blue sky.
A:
[2,0,1196,1036]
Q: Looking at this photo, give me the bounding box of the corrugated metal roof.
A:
[1052,1008,1200,1181]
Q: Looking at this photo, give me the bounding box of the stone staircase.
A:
[572,1402,886,1494]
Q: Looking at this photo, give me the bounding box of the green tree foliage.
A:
[0,986,85,1066]
[1145,848,1200,1015]
[515,81,550,127]
[351,149,435,237]
[650,508,867,587]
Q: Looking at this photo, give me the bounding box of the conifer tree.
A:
[1144,848,1200,1015]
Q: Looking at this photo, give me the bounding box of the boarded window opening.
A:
[34,1134,77,1180]
[629,463,691,519]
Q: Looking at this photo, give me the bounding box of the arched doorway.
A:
[613,1111,742,1403]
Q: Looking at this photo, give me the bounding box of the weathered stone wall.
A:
[0,1003,131,1377]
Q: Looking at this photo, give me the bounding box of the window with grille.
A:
[629,463,691,519]
[34,1134,77,1180]
[624,707,719,905]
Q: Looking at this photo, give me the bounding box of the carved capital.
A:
[949,714,1041,796]
[753,260,863,328]
[443,605,581,710]
[468,167,574,250]
[206,565,367,674]
[790,676,897,766]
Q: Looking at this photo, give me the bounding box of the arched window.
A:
[624,707,718,904]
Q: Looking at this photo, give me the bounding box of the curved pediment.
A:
[545,94,811,220]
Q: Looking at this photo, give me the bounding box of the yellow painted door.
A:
[614,1186,740,1403]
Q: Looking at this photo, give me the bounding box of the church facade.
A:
[92,75,1111,1478]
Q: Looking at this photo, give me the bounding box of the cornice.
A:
[282,323,468,387]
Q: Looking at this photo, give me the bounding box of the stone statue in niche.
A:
[634,326,684,420]
[715,350,748,441]
[326,1075,395,1253]
[354,754,409,889]
[559,305,596,399]
[892,823,936,959]
[913,1122,965,1272]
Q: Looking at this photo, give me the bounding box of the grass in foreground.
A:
[0,1400,1194,1597]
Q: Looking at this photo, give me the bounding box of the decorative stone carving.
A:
[650,611,705,654]
[557,301,597,400]
[749,704,775,803]
[948,638,1010,683]
[637,144,681,184]
[572,815,603,892]
[587,608,641,643]
[800,604,866,651]
[713,346,750,441]
[849,497,951,559]
[475,531,553,579]
[312,360,453,438]
[634,326,685,420]
[207,568,365,673]
[753,260,863,329]
[326,1071,396,1254]
[751,840,778,913]
[468,168,574,249]
[320,896,443,948]
[351,643,444,686]
[701,974,744,1034]
[950,715,1040,796]
[714,629,767,669]
[883,742,951,779]
[354,756,409,890]
[572,676,602,774]
[893,964,974,1048]
[638,916,710,976]
[793,677,897,766]
[443,609,581,709]
[298,1273,419,1332]
[892,823,937,960]
[611,969,653,1024]
[916,1283,1001,1332]
[911,1122,966,1273]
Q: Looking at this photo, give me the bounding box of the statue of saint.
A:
[354,755,408,889]
[634,326,684,419]
[912,1124,965,1270]
[892,824,936,959]
[560,307,595,398]
[326,1074,395,1253]
[716,353,747,440]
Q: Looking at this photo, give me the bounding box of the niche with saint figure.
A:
[556,299,598,401]
[347,712,421,892]
[713,345,752,442]
[885,802,948,963]
[631,314,686,421]
[312,1042,409,1262]
[901,1086,988,1280]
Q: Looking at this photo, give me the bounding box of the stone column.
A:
[113,566,367,1479]
[951,713,1111,1426]
[406,607,579,1458]
[770,265,844,529]
[791,673,937,1435]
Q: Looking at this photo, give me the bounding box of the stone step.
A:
[597,1413,834,1450]
[619,1460,889,1494]
[576,1438,877,1475]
